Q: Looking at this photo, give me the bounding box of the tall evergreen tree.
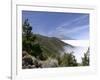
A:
[22,19,44,60]
[82,48,89,66]
[60,52,78,67]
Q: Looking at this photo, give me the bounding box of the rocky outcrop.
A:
[22,51,37,69]
[38,58,58,68]
[22,51,59,69]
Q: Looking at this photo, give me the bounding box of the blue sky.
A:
[22,11,89,40]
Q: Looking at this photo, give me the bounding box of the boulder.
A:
[22,53,37,69]
[22,51,28,57]
[38,58,58,68]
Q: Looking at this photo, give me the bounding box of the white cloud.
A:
[55,15,88,30]
[59,25,88,34]
[48,15,89,39]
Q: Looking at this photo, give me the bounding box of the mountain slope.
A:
[34,34,74,58]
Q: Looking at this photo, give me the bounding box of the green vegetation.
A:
[22,19,89,69]
[57,52,77,67]
[81,48,89,66]
[22,19,46,60]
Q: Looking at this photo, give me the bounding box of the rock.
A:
[22,51,28,57]
[31,65,36,68]
[22,53,37,69]
[22,51,59,69]
[38,58,58,68]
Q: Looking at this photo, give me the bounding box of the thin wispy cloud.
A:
[56,15,89,29]
[22,11,89,40]
[56,25,88,35]
[48,15,89,40]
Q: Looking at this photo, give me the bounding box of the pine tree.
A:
[22,19,44,60]
[82,48,89,66]
[60,52,78,67]
[67,52,78,66]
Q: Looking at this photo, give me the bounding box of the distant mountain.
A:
[34,34,74,57]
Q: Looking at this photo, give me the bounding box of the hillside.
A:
[34,34,74,58]
[22,33,77,69]
[22,19,82,69]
